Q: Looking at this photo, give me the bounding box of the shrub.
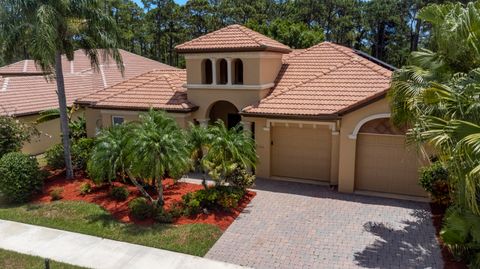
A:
[182,186,245,215]
[226,167,256,190]
[71,138,94,170]
[169,202,184,218]
[128,197,153,220]
[50,188,63,201]
[0,116,38,158]
[0,152,44,203]
[419,161,450,205]
[45,144,65,169]
[154,207,173,223]
[110,186,129,201]
[79,182,92,195]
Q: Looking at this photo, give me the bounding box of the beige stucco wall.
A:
[184,52,283,86]
[337,98,392,193]
[20,109,84,155]
[85,108,190,137]
[189,89,270,120]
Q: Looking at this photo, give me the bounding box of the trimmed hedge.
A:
[0,152,44,203]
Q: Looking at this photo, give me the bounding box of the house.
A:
[0,49,175,154]
[76,24,427,199]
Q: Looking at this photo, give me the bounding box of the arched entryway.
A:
[208,100,241,129]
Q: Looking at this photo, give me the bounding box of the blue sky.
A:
[133,0,187,7]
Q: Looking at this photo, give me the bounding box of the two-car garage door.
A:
[271,125,331,182]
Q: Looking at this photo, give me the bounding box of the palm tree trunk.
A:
[126,170,154,203]
[55,52,74,179]
[156,177,164,207]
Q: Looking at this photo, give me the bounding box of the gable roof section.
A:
[76,69,196,112]
[242,42,393,117]
[175,24,292,54]
[0,50,176,117]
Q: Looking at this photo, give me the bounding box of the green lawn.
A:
[0,201,222,256]
[0,248,86,269]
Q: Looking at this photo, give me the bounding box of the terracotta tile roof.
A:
[243,42,393,117]
[76,69,196,112]
[0,49,175,116]
[175,24,292,53]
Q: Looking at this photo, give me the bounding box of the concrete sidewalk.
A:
[0,220,245,269]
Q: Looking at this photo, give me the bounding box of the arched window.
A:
[233,59,244,85]
[202,59,213,84]
[217,59,228,85]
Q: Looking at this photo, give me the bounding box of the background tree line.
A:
[0,0,470,69]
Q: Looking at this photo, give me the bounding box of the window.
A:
[202,59,213,84]
[112,116,124,126]
[217,59,228,85]
[233,59,244,85]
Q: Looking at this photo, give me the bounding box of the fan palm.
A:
[127,109,190,207]
[1,0,124,179]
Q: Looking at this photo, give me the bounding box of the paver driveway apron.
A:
[206,179,443,269]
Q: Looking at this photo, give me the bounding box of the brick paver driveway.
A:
[206,179,443,269]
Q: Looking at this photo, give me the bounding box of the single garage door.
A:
[271,125,331,181]
[355,133,426,197]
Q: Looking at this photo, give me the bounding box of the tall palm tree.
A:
[187,123,211,188]
[202,120,257,185]
[1,0,124,179]
[127,109,190,207]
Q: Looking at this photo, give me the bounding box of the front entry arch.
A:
[208,100,241,129]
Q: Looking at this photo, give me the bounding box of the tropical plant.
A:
[419,161,450,205]
[2,0,124,179]
[128,197,153,220]
[0,152,44,203]
[388,1,480,266]
[187,123,211,188]
[89,110,190,207]
[127,110,190,207]
[201,120,257,186]
[110,186,129,201]
[0,116,38,158]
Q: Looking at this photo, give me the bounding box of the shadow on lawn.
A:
[354,210,442,268]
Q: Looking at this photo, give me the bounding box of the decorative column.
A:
[226,58,232,85]
[211,58,217,85]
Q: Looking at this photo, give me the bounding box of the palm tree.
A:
[1,0,124,179]
[88,124,154,202]
[127,109,190,207]
[187,123,211,188]
[201,120,257,185]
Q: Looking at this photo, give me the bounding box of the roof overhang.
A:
[175,45,292,54]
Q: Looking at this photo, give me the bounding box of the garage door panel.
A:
[271,126,331,181]
[355,134,426,197]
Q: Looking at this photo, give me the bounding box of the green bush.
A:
[0,152,44,203]
[169,202,184,218]
[110,186,129,201]
[0,116,37,158]
[226,167,256,190]
[45,144,65,169]
[50,188,63,201]
[419,161,450,205]
[71,138,94,170]
[128,197,153,220]
[45,138,94,170]
[154,207,173,223]
[182,186,245,215]
[440,206,480,267]
[79,183,92,195]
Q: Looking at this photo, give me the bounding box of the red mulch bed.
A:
[33,170,256,230]
[430,203,468,269]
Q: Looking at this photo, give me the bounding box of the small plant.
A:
[154,207,173,223]
[0,152,44,203]
[71,138,94,170]
[181,186,246,215]
[169,202,184,218]
[226,167,256,190]
[110,186,129,201]
[79,183,92,195]
[50,188,64,201]
[419,161,450,205]
[128,197,153,220]
[44,144,65,169]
